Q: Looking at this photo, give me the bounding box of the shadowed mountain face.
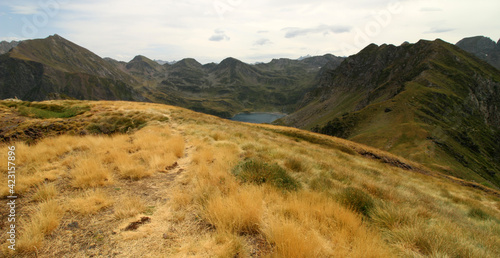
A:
[0,35,144,101]
[456,36,500,70]
[281,39,500,188]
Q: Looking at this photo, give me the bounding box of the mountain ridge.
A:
[281,39,500,188]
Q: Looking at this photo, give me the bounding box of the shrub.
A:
[232,159,300,191]
[337,187,374,216]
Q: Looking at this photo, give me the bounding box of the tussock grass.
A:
[71,157,114,188]
[205,185,263,234]
[17,200,64,253]
[284,156,307,172]
[32,183,58,202]
[67,189,113,215]
[114,195,146,219]
[337,186,375,216]
[232,158,301,191]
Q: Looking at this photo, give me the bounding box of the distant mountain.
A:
[126,55,165,78]
[0,35,145,101]
[456,36,500,69]
[146,55,345,117]
[154,59,176,65]
[0,40,19,54]
[281,39,500,188]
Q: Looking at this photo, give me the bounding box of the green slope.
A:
[283,39,500,188]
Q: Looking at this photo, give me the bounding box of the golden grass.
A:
[71,156,114,188]
[114,195,146,219]
[17,200,64,253]
[205,185,263,234]
[31,183,58,202]
[263,217,327,257]
[67,189,113,215]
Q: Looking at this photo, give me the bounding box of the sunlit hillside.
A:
[1,100,499,257]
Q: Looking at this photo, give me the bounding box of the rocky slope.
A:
[456,36,500,70]
[281,39,500,188]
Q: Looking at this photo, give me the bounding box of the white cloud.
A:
[7,0,496,63]
[10,4,40,15]
[254,38,272,46]
[209,30,230,42]
[283,25,351,38]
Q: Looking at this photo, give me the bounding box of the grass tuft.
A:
[337,187,375,216]
[17,200,64,253]
[232,158,301,191]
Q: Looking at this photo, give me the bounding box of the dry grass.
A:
[71,157,114,188]
[16,200,64,253]
[66,189,113,215]
[3,100,500,257]
[114,195,146,219]
[31,183,58,202]
[205,185,263,234]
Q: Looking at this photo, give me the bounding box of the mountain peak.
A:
[456,35,500,69]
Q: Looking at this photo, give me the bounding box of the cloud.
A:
[284,25,351,38]
[209,29,230,42]
[257,30,269,34]
[254,38,272,46]
[420,7,443,12]
[424,27,455,34]
[10,4,40,15]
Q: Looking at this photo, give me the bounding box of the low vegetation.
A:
[0,100,499,257]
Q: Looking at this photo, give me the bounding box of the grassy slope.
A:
[1,100,499,257]
[293,40,500,188]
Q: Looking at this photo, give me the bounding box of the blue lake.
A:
[230,112,286,124]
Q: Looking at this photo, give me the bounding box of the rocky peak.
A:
[456,36,500,69]
[0,40,19,55]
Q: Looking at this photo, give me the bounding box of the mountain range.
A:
[0,34,499,189]
[0,34,343,117]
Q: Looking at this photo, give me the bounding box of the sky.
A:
[0,0,498,64]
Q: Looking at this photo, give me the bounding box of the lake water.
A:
[230,112,286,124]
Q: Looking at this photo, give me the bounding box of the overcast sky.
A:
[0,0,498,64]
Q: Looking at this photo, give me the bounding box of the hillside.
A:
[280,39,500,189]
[0,100,499,257]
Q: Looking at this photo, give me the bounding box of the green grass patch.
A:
[337,186,374,216]
[467,207,490,220]
[3,101,90,119]
[232,158,301,191]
